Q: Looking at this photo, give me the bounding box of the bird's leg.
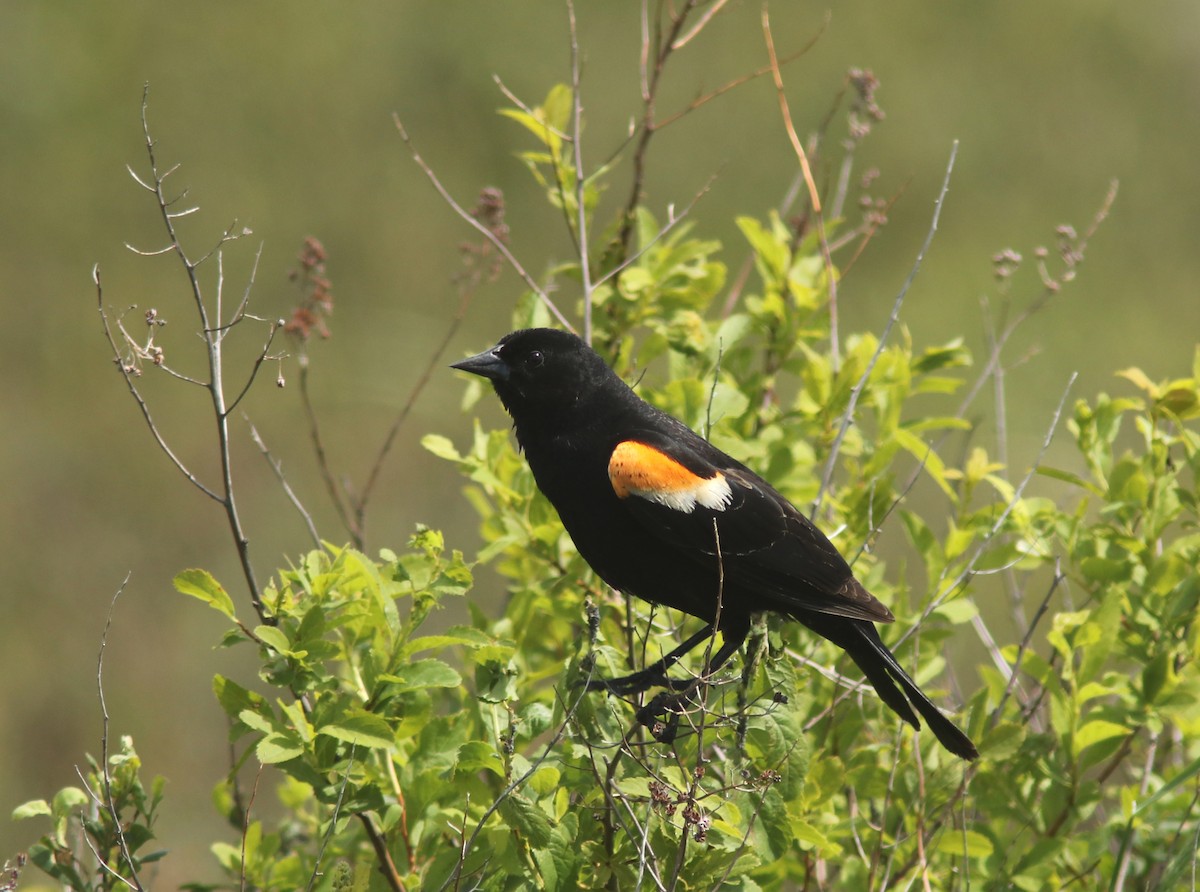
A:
[636,690,688,743]
[629,629,751,741]
[584,624,716,694]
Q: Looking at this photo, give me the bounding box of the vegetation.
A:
[9,5,1198,891]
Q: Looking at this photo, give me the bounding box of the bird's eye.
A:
[525,350,544,369]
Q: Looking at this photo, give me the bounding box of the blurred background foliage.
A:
[2,1,1197,885]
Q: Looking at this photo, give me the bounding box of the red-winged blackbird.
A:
[453,328,978,760]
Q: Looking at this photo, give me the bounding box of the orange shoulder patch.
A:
[609,441,733,513]
[609,441,703,497]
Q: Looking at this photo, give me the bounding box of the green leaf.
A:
[455,740,505,778]
[498,109,562,153]
[213,674,268,722]
[1075,719,1129,753]
[318,711,395,751]
[174,568,236,619]
[379,658,462,692]
[1038,465,1103,494]
[257,731,305,764]
[935,829,994,859]
[11,799,51,820]
[934,597,978,624]
[1133,752,1200,816]
[791,819,841,856]
[1116,366,1158,397]
[405,629,492,656]
[1142,651,1171,703]
[238,708,275,734]
[979,721,1025,760]
[51,786,90,819]
[421,433,462,462]
[736,215,788,286]
[893,427,957,501]
[497,792,554,848]
[254,624,293,655]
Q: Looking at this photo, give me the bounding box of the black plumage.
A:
[452,327,977,760]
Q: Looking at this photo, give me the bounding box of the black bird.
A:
[452,328,977,760]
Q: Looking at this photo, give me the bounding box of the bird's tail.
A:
[802,614,978,760]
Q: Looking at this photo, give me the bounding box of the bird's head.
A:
[451,328,617,427]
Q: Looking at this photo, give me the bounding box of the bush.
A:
[10,8,1198,891]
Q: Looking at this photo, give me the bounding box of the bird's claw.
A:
[581,668,693,696]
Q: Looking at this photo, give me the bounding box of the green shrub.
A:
[12,17,1198,892]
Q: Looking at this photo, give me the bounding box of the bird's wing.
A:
[607,429,893,623]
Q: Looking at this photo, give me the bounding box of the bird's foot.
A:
[634,688,707,744]
[582,667,694,696]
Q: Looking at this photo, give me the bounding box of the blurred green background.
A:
[3,1,1197,885]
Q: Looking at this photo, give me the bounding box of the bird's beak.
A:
[450,347,509,382]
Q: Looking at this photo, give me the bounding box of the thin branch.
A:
[955,180,1119,420]
[192,219,251,270]
[96,270,222,502]
[208,242,265,334]
[393,115,571,330]
[656,23,828,130]
[359,813,406,892]
[124,241,175,257]
[988,560,1062,729]
[592,174,718,291]
[616,0,701,259]
[130,85,264,616]
[237,765,263,892]
[95,573,145,892]
[439,682,592,892]
[298,358,359,541]
[354,272,475,545]
[225,321,282,417]
[306,747,359,892]
[567,0,595,343]
[905,372,1078,635]
[76,822,139,892]
[493,75,573,142]
[811,141,959,516]
[246,417,322,549]
[671,0,729,49]
[762,6,840,370]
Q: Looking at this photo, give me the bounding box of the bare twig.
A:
[393,115,571,329]
[292,212,484,550]
[567,0,595,343]
[592,174,718,291]
[97,273,222,503]
[438,683,592,892]
[954,180,1119,421]
[246,418,322,549]
[616,0,701,259]
[306,746,357,892]
[812,141,959,516]
[906,372,1078,634]
[762,6,840,370]
[988,559,1063,729]
[353,298,471,545]
[296,359,358,542]
[76,821,139,892]
[94,573,145,892]
[238,765,263,892]
[114,86,265,616]
[225,317,281,417]
[360,812,406,892]
[655,25,826,130]
[671,0,729,48]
